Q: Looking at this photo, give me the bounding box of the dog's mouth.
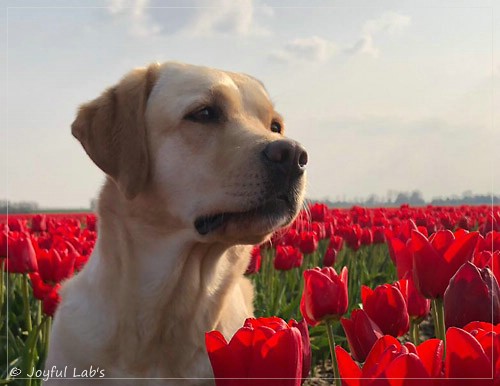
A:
[194,194,295,236]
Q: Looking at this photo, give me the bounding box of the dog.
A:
[45,62,308,385]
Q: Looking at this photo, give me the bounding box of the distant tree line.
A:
[317,190,500,208]
[2,191,499,214]
[0,200,40,214]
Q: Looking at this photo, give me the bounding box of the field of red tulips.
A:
[1,203,500,385]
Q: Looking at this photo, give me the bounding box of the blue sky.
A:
[1,0,499,208]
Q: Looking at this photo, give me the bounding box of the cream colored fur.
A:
[45,62,305,385]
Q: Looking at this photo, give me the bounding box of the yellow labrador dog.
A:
[45,62,307,385]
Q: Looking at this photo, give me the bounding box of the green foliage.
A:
[250,241,396,369]
[1,272,48,386]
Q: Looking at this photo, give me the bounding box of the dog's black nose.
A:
[262,139,308,176]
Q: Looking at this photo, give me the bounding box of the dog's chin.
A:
[194,195,299,244]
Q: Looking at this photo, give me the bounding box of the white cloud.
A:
[180,0,272,37]
[107,0,161,37]
[362,11,411,36]
[270,36,335,64]
[346,11,410,57]
[344,35,379,58]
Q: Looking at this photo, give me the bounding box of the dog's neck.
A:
[82,180,252,376]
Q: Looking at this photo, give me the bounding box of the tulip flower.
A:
[336,335,443,384]
[309,202,329,222]
[395,276,431,322]
[445,326,496,381]
[360,228,373,246]
[205,317,303,385]
[86,215,97,231]
[5,232,38,274]
[245,246,261,275]
[8,218,24,232]
[36,247,76,284]
[372,226,385,244]
[386,235,413,279]
[340,309,383,363]
[411,229,480,299]
[31,214,47,232]
[42,283,61,317]
[0,225,8,257]
[312,222,326,240]
[287,319,311,381]
[329,235,343,252]
[300,267,348,326]
[274,245,303,271]
[299,231,318,255]
[361,284,409,337]
[444,262,500,328]
[342,224,362,251]
[322,247,337,267]
[245,318,311,381]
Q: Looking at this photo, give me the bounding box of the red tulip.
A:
[309,203,328,222]
[444,262,500,328]
[329,235,343,251]
[462,321,500,376]
[445,326,495,382]
[361,284,409,337]
[42,283,61,317]
[372,226,386,244]
[386,235,413,279]
[5,232,38,273]
[395,276,431,321]
[36,247,76,284]
[336,335,443,384]
[205,317,303,385]
[340,309,383,363]
[245,246,261,275]
[343,224,362,251]
[0,225,9,257]
[311,222,326,240]
[322,247,337,267]
[411,229,480,299]
[31,214,47,232]
[281,228,301,247]
[300,267,348,326]
[299,231,318,255]
[274,245,303,271]
[29,272,54,300]
[243,317,311,381]
[360,228,373,246]
[288,319,311,381]
[86,215,97,231]
[8,218,24,232]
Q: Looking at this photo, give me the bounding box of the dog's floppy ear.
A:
[71,63,160,200]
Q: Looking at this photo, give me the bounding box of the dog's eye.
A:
[186,106,217,123]
[270,121,282,134]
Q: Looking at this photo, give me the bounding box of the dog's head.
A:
[72,62,307,244]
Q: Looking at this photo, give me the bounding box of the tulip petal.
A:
[445,327,492,378]
[416,339,443,378]
[335,346,361,386]
[363,336,401,377]
[383,353,430,385]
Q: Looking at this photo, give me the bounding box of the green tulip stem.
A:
[22,273,32,332]
[431,299,441,340]
[431,298,446,349]
[435,298,446,355]
[410,319,420,345]
[325,319,342,386]
[44,316,52,355]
